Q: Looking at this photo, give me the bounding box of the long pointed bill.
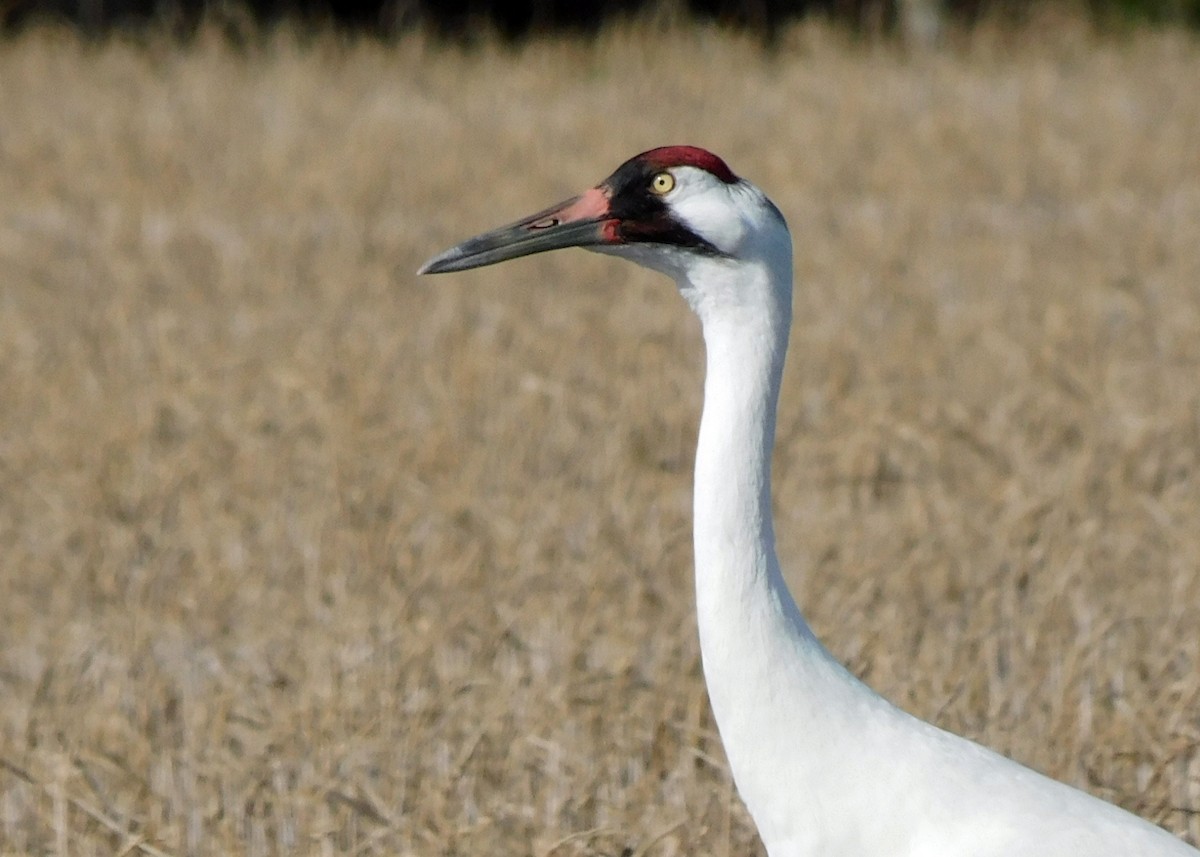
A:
[418,188,617,275]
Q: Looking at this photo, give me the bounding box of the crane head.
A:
[418,146,782,278]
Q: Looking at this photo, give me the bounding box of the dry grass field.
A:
[1,17,1200,856]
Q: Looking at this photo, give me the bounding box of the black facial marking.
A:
[600,158,730,258]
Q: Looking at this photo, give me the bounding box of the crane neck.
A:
[685,254,801,629]
[682,247,874,846]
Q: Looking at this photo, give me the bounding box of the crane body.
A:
[419,147,1197,857]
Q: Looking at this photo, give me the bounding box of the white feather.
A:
[609,168,1197,857]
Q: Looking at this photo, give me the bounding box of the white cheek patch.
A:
[668,168,748,255]
[675,193,748,252]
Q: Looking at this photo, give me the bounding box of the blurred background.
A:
[2,0,1200,38]
[1,2,1199,856]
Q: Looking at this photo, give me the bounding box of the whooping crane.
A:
[419,146,1198,857]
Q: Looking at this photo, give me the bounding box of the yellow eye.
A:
[650,172,675,195]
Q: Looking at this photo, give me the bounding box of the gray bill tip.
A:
[417,247,464,275]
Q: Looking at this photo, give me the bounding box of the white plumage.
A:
[420,147,1197,856]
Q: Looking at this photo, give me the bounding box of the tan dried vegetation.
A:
[1,17,1199,857]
